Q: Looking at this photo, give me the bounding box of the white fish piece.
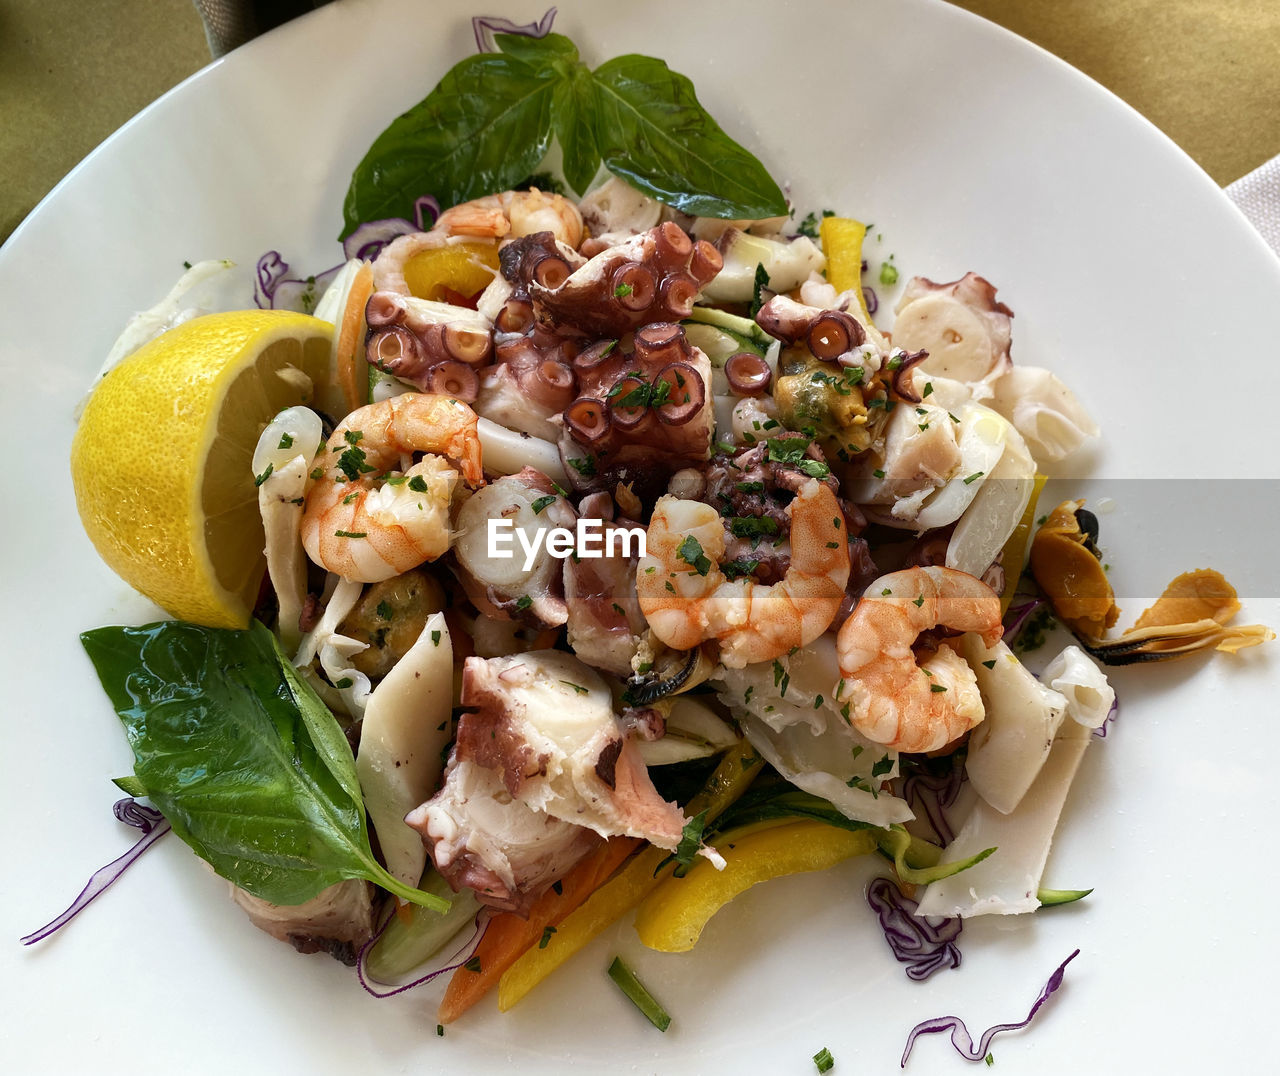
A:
[915,718,1091,918]
[714,635,913,827]
[408,758,599,915]
[987,365,1100,463]
[476,416,568,484]
[1042,645,1115,728]
[356,612,454,889]
[293,575,371,719]
[890,272,1013,399]
[960,635,1068,814]
[253,406,325,652]
[449,651,686,847]
[946,423,1036,578]
[699,231,825,303]
[229,878,373,957]
[579,175,663,247]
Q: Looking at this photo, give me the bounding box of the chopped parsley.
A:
[376,600,393,620]
[514,594,533,611]
[431,630,442,646]
[407,475,429,493]
[253,463,273,487]
[277,433,294,450]
[539,926,557,949]
[569,456,596,477]
[344,429,363,445]
[530,494,556,514]
[922,381,934,398]
[912,595,925,608]
[677,535,713,576]
[337,444,375,481]
[334,530,367,538]
[871,753,894,778]
[559,680,589,695]
[463,957,482,974]
[879,260,899,286]
[772,659,791,697]
[963,471,985,485]
[673,810,710,876]
[613,282,634,298]
[873,468,886,479]
[309,467,324,481]
[982,659,997,669]
[729,516,779,542]
[334,677,353,689]
[343,491,359,504]
[749,261,771,317]
[930,683,948,693]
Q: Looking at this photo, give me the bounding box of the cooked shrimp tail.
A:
[836,565,1002,752]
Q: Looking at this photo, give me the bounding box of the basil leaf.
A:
[341,52,559,238]
[590,54,787,219]
[553,64,603,196]
[80,620,448,911]
[493,30,579,69]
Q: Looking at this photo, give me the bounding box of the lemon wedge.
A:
[71,310,332,627]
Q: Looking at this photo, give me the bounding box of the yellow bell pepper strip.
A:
[635,821,877,953]
[996,473,1046,616]
[496,741,762,1011]
[402,243,499,303]
[819,215,869,320]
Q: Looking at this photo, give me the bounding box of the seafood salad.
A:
[53,11,1274,1063]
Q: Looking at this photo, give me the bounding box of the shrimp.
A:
[637,479,850,668]
[433,188,584,247]
[835,566,1003,753]
[301,394,483,582]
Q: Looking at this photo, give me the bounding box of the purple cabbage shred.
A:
[900,766,964,847]
[862,286,879,315]
[253,250,289,309]
[356,908,489,999]
[1002,596,1045,638]
[866,877,962,982]
[20,797,170,946]
[473,7,557,53]
[253,251,343,313]
[900,949,1081,1067]
[341,218,419,263]
[413,195,441,232]
[1093,696,1119,739]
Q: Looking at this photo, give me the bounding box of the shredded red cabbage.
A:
[341,218,418,263]
[1003,596,1045,637]
[356,907,489,998]
[900,949,1080,1066]
[21,797,170,946]
[472,7,557,53]
[253,250,289,308]
[866,877,962,982]
[253,251,343,313]
[900,766,964,847]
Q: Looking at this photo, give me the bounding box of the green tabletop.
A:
[4,0,1278,243]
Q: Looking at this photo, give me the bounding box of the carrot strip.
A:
[436,836,641,1024]
[335,261,374,414]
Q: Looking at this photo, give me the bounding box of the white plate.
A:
[2,1,1277,1071]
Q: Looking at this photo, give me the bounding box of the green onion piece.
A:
[813,1046,835,1073]
[607,956,671,1032]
